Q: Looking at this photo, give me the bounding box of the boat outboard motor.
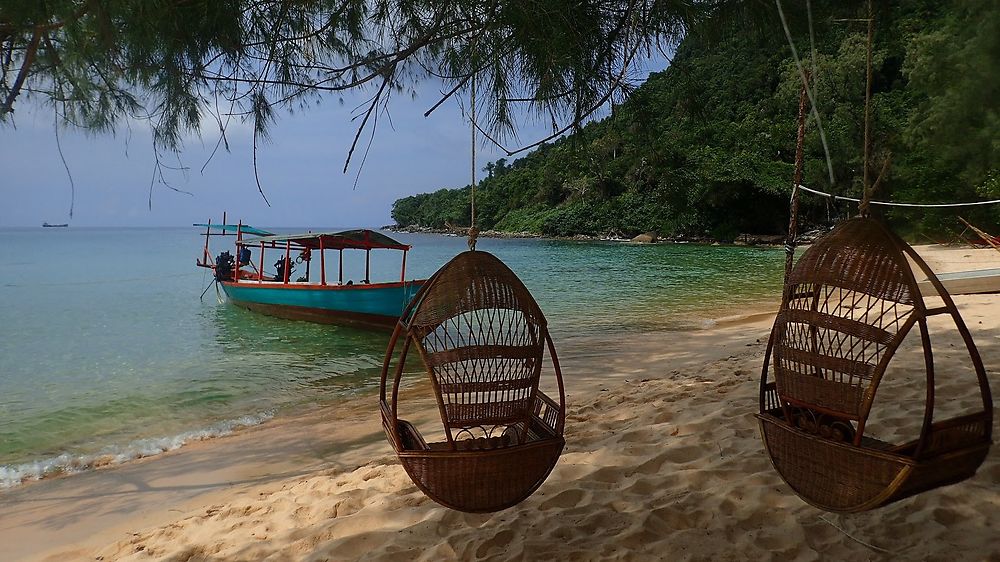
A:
[274,256,293,282]
[215,251,235,281]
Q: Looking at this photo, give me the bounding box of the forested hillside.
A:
[392,1,1000,240]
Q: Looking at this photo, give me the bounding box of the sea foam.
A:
[0,411,274,489]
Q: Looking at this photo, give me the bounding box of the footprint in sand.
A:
[984,464,1000,484]
[633,455,667,475]
[362,467,385,481]
[648,506,705,530]
[474,529,515,559]
[328,497,364,518]
[664,444,704,464]
[618,428,658,444]
[931,507,960,526]
[652,411,674,424]
[539,488,586,511]
[590,466,626,484]
[622,476,659,496]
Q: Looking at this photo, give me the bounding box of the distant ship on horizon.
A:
[42,222,69,228]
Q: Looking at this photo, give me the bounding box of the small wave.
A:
[0,411,274,490]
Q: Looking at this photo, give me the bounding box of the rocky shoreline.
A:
[383,224,831,246]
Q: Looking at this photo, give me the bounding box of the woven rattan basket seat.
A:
[758,217,992,512]
[380,250,566,513]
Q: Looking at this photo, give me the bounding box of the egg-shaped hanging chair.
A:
[379,250,566,513]
[758,217,993,513]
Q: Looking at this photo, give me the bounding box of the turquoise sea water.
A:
[0,227,784,487]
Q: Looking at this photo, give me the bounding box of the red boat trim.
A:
[220,280,423,291]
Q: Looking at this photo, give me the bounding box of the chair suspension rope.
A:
[468,61,479,252]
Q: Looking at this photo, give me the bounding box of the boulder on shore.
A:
[631,232,659,243]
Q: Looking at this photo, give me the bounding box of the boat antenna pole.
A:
[467,43,479,252]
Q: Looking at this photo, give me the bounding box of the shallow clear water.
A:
[0,227,783,487]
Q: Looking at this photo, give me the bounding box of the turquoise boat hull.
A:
[221,280,425,329]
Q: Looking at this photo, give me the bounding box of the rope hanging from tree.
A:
[784,73,810,284]
[467,65,479,251]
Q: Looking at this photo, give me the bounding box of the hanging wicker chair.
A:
[758,217,993,513]
[379,250,566,513]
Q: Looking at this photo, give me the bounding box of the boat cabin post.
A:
[339,249,344,285]
[202,219,212,265]
[401,249,407,282]
[235,222,244,281]
[365,249,371,283]
[283,241,291,283]
[258,242,265,283]
[319,237,326,285]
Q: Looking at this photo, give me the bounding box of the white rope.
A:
[797,184,1000,208]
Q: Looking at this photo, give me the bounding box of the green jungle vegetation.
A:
[3,0,997,239]
[391,1,1000,242]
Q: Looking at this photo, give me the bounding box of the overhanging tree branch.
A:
[1,28,40,117]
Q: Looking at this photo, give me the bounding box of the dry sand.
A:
[2,245,999,561]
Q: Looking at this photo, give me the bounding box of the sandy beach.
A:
[2,244,999,561]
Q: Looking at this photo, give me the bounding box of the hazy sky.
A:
[1,62,666,228]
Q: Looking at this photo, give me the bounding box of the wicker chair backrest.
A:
[774,218,921,420]
[406,251,547,437]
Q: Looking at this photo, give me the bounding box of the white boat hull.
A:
[920,268,1000,295]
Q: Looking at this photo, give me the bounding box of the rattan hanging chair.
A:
[379,250,566,513]
[758,217,993,512]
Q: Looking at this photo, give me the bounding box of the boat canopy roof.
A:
[241,229,410,251]
[193,223,274,237]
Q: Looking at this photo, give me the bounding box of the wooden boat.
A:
[918,268,1000,296]
[196,219,426,329]
[42,222,69,227]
